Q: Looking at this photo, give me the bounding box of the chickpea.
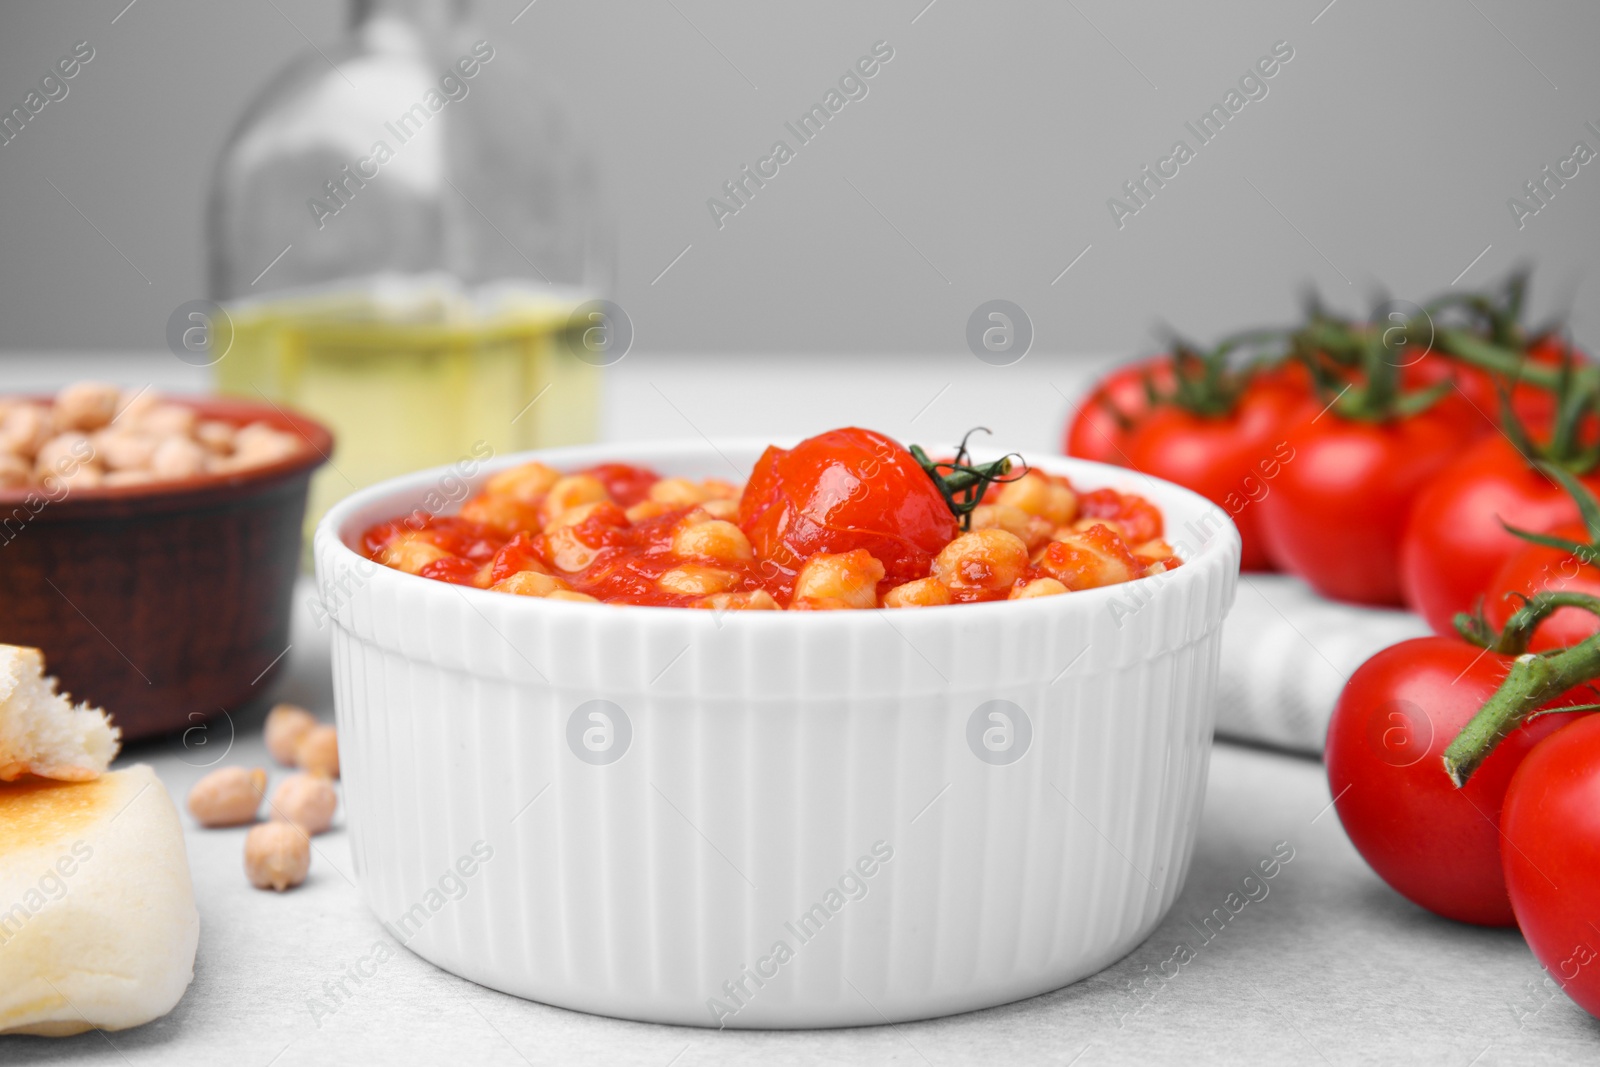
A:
[458,493,542,535]
[490,570,570,597]
[793,549,886,609]
[625,500,674,523]
[244,822,310,892]
[543,525,601,573]
[149,436,207,479]
[53,382,121,432]
[264,703,317,766]
[187,766,267,827]
[672,519,753,564]
[0,453,29,489]
[998,472,1078,527]
[699,499,739,521]
[970,504,1054,552]
[379,534,453,575]
[1132,538,1176,563]
[693,590,780,611]
[546,590,600,603]
[138,404,198,438]
[103,470,157,488]
[115,387,162,424]
[270,773,338,835]
[544,501,610,531]
[0,405,51,459]
[34,433,94,477]
[485,461,560,502]
[702,478,740,501]
[883,577,953,608]
[658,566,739,596]
[295,724,340,779]
[54,464,104,492]
[648,477,709,507]
[540,474,608,524]
[932,529,1030,594]
[1010,577,1069,600]
[1068,516,1124,538]
[230,423,300,467]
[1038,527,1140,590]
[195,420,237,454]
[92,430,157,471]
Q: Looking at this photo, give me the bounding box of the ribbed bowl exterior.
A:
[316,441,1240,1028]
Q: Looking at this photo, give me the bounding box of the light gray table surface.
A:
[0,577,1593,1067]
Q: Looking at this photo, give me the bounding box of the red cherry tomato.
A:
[1502,713,1600,1019]
[1325,637,1590,925]
[1256,403,1477,605]
[1483,522,1600,653]
[1450,335,1589,436]
[1121,377,1302,570]
[1399,438,1600,636]
[738,427,959,597]
[1064,357,1174,465]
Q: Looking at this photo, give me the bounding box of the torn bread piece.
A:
[0,765,200,1035]
[0,645,120,782]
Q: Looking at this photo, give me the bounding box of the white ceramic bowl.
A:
[314,440,1240,1029]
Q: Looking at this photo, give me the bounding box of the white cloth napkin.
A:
[1215,573,1433,755]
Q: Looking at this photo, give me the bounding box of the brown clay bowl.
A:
[0,395,331,741]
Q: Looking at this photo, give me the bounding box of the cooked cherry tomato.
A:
[738,427,959,597]
[1483,522,1600,653]
[1121,376,1302,570]
[1326,637,1590,925]
[1399,438,1600,636]
[1502,713,1600,1019]
[1256,402,1477,605]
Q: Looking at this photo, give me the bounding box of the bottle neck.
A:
[350,0,469,31]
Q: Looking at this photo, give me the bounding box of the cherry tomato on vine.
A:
[1325,637,1590,926]
[1502,713,1600,1019]
[1064,357,1174,465]
[1399,438,1600,636]
[1257,402,1478,605]
[738,427,959,596]
[1121,376,1302,571]
[1483,522,1600,653]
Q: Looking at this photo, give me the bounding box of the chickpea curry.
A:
[359,427,1180,609]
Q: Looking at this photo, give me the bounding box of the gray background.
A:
[0,0,1598,357]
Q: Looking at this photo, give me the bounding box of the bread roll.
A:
[0,645,119,782]
[0,765,199,1035]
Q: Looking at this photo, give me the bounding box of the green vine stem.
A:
[909,428,1026,531]
[1443,627,1600,787]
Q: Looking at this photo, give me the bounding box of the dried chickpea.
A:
[491,570,570,597]
[485,461,560,502]
[648,477,709,506]
[1010,577,1069,599]
[295,724,340,779]
[34,433,94,477]
[0,405,51,459]
[379,534,453,575]
[540,474,608,523]
[693,590,780,611]
[271,773,338,835]
[658,566,739,596]
[93,431,157,471]
[458,493,542,535]
[264,703,318,766]
[245,822,310,892]
[932,529,1030,594]
[672,519,753,564]
[114,387,161,424]
[546,590,600,603]
[230,423,300,466]
[149,436,207,479]
[187,766,267,827]
[0,453,30,489]
[103,470,157,487]
[138,403,198,437]
[51,464,104,491]
[53,382,120,432]
[883,577,953,608]
[195,419,237,453]
[793,549,886,609]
